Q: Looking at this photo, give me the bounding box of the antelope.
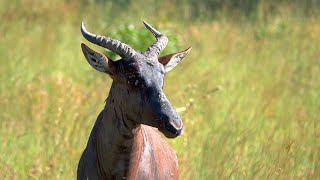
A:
[77,21,191,180]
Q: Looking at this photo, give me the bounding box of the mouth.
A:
[158,119,183,138]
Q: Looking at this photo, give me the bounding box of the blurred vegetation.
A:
[103,24,181,60]
[1,0,320,179]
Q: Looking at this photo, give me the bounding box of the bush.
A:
[104,23,181,59]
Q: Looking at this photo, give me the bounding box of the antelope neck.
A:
[95,84,137,177]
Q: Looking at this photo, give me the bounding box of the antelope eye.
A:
[127,73,147,88]
[126,73,140,86]
[127,74,135,84]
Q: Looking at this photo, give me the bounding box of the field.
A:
[1,0,320,179]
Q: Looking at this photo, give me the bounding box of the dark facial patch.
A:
[118,58,164,90]
[106,54,181,138]
[125,61,141,73]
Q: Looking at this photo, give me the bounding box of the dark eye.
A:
[127,74,135,85]
[127,73,145,88]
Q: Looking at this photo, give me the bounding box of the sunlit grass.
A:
[1,1,319,179]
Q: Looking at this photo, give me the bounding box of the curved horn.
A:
[143,21,168,57]
[81,22,136,59]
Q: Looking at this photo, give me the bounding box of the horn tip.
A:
[142,21,162,38]
[80,22,85,33]
[80,21,86,31]
[142,21,151,28]
[80,21,98,41]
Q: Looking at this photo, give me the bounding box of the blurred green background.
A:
[1,0,320,179]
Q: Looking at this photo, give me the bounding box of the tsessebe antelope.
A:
[77,21,191,180]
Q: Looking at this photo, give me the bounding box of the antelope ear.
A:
[159,47,192,73]
[81,43,115,74]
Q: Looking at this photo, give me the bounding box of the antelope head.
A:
[80,21,191,138]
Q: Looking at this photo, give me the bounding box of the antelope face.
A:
[80,22,191,138]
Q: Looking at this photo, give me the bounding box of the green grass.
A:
[1,1,320,179]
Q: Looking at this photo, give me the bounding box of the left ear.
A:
[159,47,192,73]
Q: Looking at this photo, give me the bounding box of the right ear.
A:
[81,43,115,75]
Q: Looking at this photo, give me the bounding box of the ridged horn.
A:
[143,21,168,57]
[81,22,136,59]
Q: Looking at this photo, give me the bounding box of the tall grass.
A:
[1,0,319,179]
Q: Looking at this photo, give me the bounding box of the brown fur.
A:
[78,21,191,180]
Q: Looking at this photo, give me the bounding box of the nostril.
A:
[163,121,183,136]
[157,113,183,137]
